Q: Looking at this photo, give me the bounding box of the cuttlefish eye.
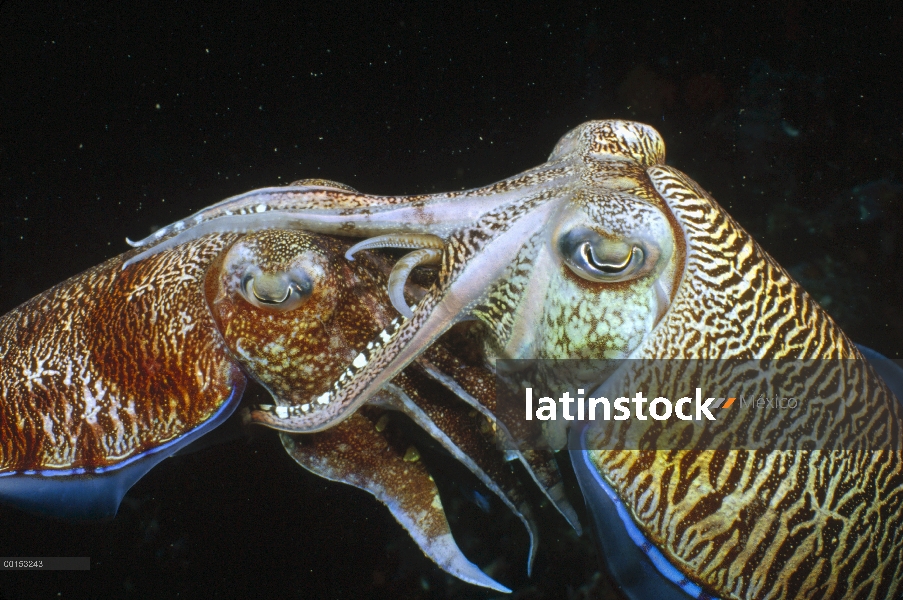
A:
[557,227,647,282]
[239,266,313,311]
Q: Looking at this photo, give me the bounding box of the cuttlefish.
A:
[2,213,582,592]
[123,120,903,599]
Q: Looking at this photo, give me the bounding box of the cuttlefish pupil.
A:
[558,227,647,282]
[240,268,313,311]
[580,243,636,272]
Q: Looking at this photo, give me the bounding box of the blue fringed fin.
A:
[0,381,245,520]
[856,344,903,407]
[569,424,711,599]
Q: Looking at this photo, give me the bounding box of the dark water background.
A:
[1,2,902,599]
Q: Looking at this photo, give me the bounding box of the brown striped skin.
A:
[0,233,244,473]
[122,120,903,598]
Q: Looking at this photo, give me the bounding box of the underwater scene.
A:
[2,3,903,600]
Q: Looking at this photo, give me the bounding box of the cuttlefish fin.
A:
[856,345,903,408]
[569,424,708,600]
[0,382,244,519]
[372,368,539,575]
[281,407,510,593]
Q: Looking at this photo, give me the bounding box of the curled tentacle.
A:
[388,248,442,318]
[344,233,444,261]
[343,233,446,317]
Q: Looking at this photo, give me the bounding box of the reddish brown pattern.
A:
[0,234,243,471]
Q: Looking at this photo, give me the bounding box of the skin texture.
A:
[1,223,552,592]
[127,120,903,599]
[0,234,244,474]
[0,234,246,518]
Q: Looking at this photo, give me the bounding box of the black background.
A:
[2,2,902,599]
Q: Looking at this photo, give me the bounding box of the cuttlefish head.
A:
[205,229,397,408]
[127,121,685,432]
[477,147,681,365]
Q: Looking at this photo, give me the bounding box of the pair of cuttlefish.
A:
[2,120,903,599]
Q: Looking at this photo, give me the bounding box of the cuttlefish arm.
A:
[416,338,582,534]
[0,233,246,518]
[281,406,511,593]
[372,364,539,574]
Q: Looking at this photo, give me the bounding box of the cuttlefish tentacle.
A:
[371,370,539,575]
[280,407,511,594]
[344,233,444,261]
[415,343,583,534]
[122,160,573,269]
[386,249,443,318]
[344,233,446,318]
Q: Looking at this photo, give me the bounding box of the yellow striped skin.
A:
[583,164,903,599]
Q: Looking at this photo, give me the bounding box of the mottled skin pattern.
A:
[0,224,539,591]
[204,228,536,591]
[281,406,480,583]
[0,234,243,472]
[129,120,903,598]
[206,230,397,405]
